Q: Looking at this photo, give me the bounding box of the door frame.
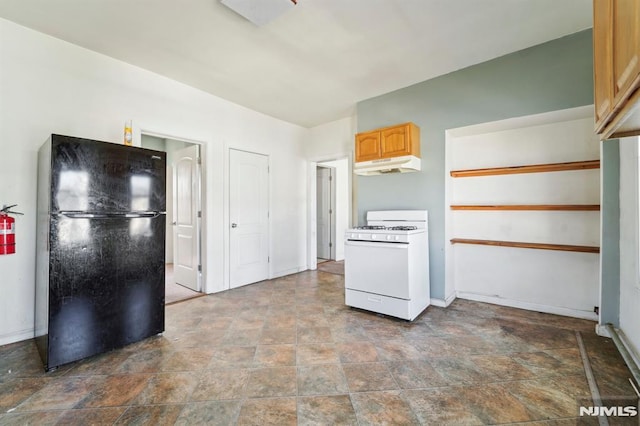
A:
[307,153,354,271]
[140,130,205,293]
[226,147,271,290]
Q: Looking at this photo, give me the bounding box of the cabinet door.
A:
[355,131,381,162]
[594,0,614,129]
[612,0,640,103]
[380,124,413,158]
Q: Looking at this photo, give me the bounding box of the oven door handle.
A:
[345,240,409,248]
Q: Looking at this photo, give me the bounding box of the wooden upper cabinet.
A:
[355,130,381,162]
[594,0,640,139]
[613,0,640,102]
[355,122,420,162]
[594,0,613,127]
[380,123,420,158]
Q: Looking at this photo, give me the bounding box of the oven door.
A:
[345,240,410,299]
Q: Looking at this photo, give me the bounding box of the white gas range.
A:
[344,210,430,321]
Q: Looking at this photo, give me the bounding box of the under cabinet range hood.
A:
[354,155,421,176]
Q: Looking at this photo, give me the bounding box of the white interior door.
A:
[172,144,200,292]
[230,149,269,289]
[316,167,332,260]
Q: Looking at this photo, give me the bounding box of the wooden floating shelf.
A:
[450,204,601,211]
[450,238,600,254]
[450,160,600,178]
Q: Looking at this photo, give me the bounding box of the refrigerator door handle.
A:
[59,212,163,219]
[125,212,163,219]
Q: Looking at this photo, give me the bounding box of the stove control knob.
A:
[371,234,377,239]
[386,235,392,240]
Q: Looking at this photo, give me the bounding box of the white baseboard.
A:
[0,328,34,346]
[601,325,640,388]
[430,292,456,308]
[617,328,640,375]
[456,291,598,321]
[271,266,306,279]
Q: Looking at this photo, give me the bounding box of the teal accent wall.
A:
[600,139,620,326]
[356,30,594,300]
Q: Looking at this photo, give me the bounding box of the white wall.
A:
[445,106,601,319]
[618,137,640,359]
[0,18,308,345]
[307,117,356,159]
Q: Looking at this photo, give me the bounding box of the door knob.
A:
[231,223,237,228]
[172,221,177,225]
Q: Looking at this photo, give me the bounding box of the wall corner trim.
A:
[430,293,456,308]
[595,323,612,337]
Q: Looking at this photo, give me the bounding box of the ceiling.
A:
[0,0,592,128]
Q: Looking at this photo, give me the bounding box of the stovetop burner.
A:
[354,225,386,230]
[387,226,418,231]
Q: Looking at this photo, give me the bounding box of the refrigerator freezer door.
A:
[50,135,166,214]
[45,213,165,369]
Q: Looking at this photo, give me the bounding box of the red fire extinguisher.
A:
[1,205,23,255]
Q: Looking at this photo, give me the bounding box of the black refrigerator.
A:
[35,134,166,371]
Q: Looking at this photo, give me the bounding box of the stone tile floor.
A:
[0,270,638,425]
[165,264,203,305]
[316,260,344,276]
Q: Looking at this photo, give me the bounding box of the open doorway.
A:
[315,158,349,275]
[316,165,336,263]
[141,134,203,305]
